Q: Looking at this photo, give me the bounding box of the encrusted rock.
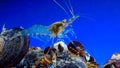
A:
[0,28,29,68]
[103,53,120,68]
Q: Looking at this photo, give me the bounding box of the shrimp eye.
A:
[62,19,67,23]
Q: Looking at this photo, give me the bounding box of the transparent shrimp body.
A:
[26,16,79,45]
[26,25,51,42]
[26,0,79,46]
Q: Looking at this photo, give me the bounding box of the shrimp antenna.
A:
[53,0,70,17]
[68,0,75,17]
[63,0,75,17]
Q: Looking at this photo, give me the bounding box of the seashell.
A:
[68,41,83,54]
[54,41,68,52]
[44,46,56,55]
[58,43,64,52]
[38,46,57,67]
[0,28,29,68]
[68,41,86,57]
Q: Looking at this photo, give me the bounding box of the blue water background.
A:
[0,0,120,66]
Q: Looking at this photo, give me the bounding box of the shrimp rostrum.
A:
[26,0,79,45]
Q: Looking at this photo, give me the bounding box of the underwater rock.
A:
[103,53,120,68]
[16,47,44,68]
[0,27,29,68]
[16,41,98,68]
[68,41,98,68]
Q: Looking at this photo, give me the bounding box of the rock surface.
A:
[0,28,29,68]
[103,53,120,68]
[16,41,98,68]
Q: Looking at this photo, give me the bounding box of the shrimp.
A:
[26,0,79,45]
